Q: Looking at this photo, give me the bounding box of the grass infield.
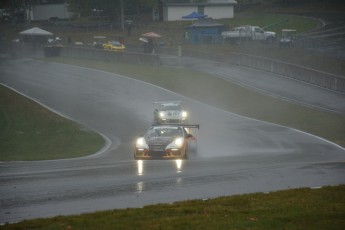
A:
[0,85,105,161]
[1,185,344,229]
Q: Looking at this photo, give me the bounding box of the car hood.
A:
[264,31,276,37]
[164,110,181,117]
[146,137,174,146]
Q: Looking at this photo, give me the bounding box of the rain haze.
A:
[0,0,345,226]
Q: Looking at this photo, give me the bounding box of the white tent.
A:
[19,27,53,36]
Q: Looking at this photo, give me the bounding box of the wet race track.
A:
[0,59,345,223]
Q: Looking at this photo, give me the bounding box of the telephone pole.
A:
[120,0,124,31]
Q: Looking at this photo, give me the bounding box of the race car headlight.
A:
[159,111,165,118]
[136,137,146,147]
[181,111,188,118]
[174,137,183,147]
[166,137,184,150]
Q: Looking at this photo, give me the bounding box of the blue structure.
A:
[185,18,226,44]
[182,11,207,19]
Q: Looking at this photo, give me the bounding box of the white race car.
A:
[153,101,188,124]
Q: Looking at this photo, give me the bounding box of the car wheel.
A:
[183,149,188,159]
[153,117,159,125]
[134,153,139,160]
[182,144,188,159]
[187,141,197,158]
[268,37,275,44]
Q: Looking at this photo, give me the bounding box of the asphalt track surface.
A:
[0,57,344,224]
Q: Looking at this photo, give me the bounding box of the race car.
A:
[134,124,199,160]
[153,101,188,124]
[102,41,125,51]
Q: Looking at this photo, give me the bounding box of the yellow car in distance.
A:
[103,41,125,51]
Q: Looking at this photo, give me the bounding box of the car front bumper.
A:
[134,149,185,159]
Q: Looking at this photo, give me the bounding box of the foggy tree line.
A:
[65,0,158,17]
[0,0,158,18]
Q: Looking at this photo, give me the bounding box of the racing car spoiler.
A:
[153,124,200,129]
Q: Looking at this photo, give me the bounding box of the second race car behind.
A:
[153,101,189,124]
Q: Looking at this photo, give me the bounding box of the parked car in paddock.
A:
[280,29,297,47]
[134,124,199,160]
[103,40,125,51]
[153,101,188,124]
[93,36,106,49]
[222,25,276,44]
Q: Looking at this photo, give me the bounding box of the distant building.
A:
[185,17,226,44]
[28,0,71,21]
[161,0,237,21]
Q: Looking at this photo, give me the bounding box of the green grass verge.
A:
[0,85,105,161]
[43,57,345,148]
[2,185,344,229]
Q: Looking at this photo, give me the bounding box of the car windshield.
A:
[160,104,181,111]
[110,41,121,46]
[146,127,183,138]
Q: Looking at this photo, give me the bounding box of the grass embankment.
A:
[0,85,104,161]
[2,185,345,230]
[44,57,345,148]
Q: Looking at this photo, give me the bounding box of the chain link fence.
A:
[296,36,345,60]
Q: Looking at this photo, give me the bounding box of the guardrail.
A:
[160,47,345,93]
[59,46,162,66]
[55,46,345,93]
